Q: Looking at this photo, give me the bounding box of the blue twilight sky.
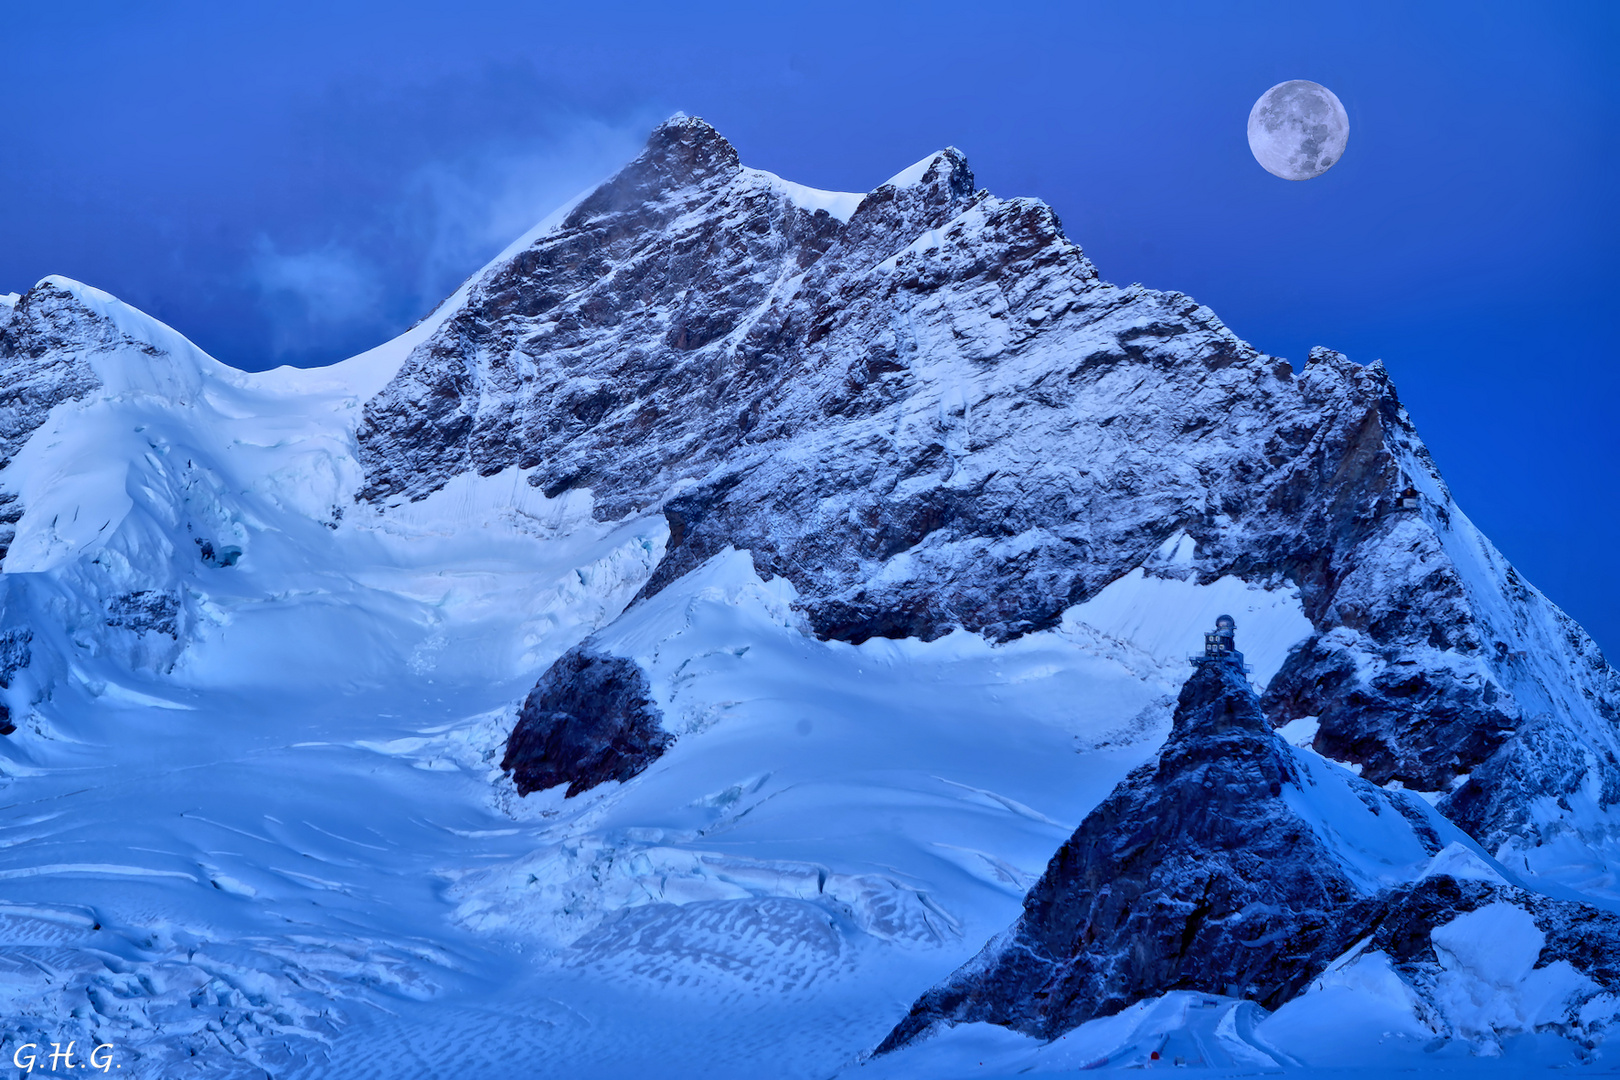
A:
[2,2,1616,653]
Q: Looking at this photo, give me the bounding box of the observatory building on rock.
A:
[1190,615,1252,673]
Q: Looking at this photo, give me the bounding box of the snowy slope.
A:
[0,278,670,1074]
[1,115,1618,1077]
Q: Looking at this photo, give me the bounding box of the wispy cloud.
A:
[250,239,385,349]
[245,93,655,365]
[399,119,647,310]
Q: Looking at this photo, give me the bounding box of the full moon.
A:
[1247,80,1349,181]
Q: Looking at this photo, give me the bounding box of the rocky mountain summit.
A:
[350,116,1618,885]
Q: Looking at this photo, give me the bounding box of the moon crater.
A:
[1247,80,1349,181]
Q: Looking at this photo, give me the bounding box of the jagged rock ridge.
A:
[0,627,30,734]
[352,117,1616,873]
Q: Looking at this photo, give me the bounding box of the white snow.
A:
[747,168,865,222]
[448,545,1188,963]
[883,149,957,190]
[861,992,1291,1076]
[1276,713,1320,748]
[1279,748,1438,891]
[1422,840,1513,885]
[1060,566,1313,687]
[1431,903,1596,1048]
[1258,951,1440,1068]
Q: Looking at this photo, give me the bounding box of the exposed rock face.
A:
[0,628,31,687]
[355,116,1618,878]
[878,661,1620,1053]
[1261,633,1516,792]
[501,646,671,798]
[0,281,108,564]
[104,590,181,638]
[0,627,30,735]
[1364,873,1620,991]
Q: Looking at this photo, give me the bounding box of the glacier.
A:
[1,116,1619,1077]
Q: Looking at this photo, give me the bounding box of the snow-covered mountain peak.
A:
[2,117,1620,1074]
[880,145,973,194]
[609,112,741,192]
[336,120,1618,872]
[23,274,222,383]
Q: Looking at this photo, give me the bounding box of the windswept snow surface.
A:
[747,168,864,222]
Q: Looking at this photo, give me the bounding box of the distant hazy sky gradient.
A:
[2,1,1616,654]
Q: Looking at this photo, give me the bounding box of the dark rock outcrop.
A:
[1365,873,1620,987]
[878,662,1620,1053]
[501,646,671,798]
[105,591,181,638]
[196,539,242,568]
[878,661,1388,1048]
[1260,632,1518,792]
[353,117,1620,868]
[0,628,31,688]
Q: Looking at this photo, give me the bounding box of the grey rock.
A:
[877,661,1386,1048]
[0,626,30,736]
[0,627,31,689]
[0,280,109,564]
